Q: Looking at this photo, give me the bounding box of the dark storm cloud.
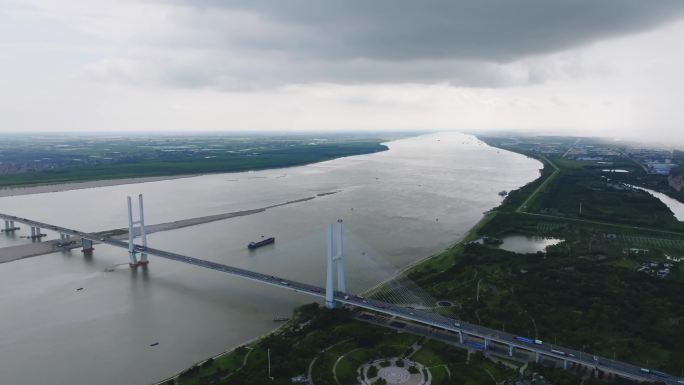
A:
[183,0,684,62]
[126,0,684,89]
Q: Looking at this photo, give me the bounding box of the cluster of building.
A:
[636,261,673,279]
[564,145,622,161]
[626,148,676,175]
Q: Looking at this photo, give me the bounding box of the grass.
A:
[412,340,451,366]
[428,365,449,385]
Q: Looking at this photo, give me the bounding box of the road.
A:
[517,155,560,213]
[1,212,682,385]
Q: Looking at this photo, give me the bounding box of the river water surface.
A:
[0,133,540,385]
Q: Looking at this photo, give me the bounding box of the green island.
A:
[0,134,394,188]
[160,135,684,385]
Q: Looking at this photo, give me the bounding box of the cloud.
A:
[2,0,684,144]
[189,0,684,61]
[54,0,683,89]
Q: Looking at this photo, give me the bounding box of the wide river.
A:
[0,132,540,385]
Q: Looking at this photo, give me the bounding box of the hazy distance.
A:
[1,1,684,145]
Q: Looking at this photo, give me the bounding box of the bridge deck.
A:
[1,212,680,385]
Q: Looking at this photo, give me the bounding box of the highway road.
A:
[1,212,682,385]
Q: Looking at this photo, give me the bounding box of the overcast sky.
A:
[1,0,684,144]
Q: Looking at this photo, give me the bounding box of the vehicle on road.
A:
[464,341,486,350]
[551,349,566,356]
[515,336,534,344]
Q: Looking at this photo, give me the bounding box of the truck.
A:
[464,342,486,350]
[515,336,534,344]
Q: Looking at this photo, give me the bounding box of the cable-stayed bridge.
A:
[0,196,681,385]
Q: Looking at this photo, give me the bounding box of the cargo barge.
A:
[248,237,275,249]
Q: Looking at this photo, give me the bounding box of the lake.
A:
[498,235,564,254]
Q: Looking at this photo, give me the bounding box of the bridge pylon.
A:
[127,194,148,267]
[325,219,346,309]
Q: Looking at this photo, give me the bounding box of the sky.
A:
[1,0,684,145]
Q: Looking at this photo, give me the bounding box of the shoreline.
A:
[0,174,199,198]
[155,319,292,385]
[0,142,391,199]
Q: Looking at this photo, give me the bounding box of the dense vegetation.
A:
[394,136,684,374]
[406,243,684,372]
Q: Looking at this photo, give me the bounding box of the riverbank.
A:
[0,136,390,194]
[0,174,196,198]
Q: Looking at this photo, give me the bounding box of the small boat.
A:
[248,237,275,249]
[76,287,84,291]
[498,190,508,197]
[150,342,159,347]
[273,317,290,322]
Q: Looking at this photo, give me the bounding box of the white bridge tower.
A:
[127,194,148,267]
[325,219,346,309]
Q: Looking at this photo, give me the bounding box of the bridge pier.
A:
[563,359,568,370]
[458,331,464,344]
[484,338,489,350]
[508,345,514,357]
[2,220,19,233]
[535,352,541,363]
[58,233,72,246]
[28,226,45,239]
[81,238,94,253]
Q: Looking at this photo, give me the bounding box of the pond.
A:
[499,235,563,254]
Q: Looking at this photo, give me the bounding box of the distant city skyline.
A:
[1,1,684,145]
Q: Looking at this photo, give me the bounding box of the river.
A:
[629,185,684,221]
[0,132,540,385]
